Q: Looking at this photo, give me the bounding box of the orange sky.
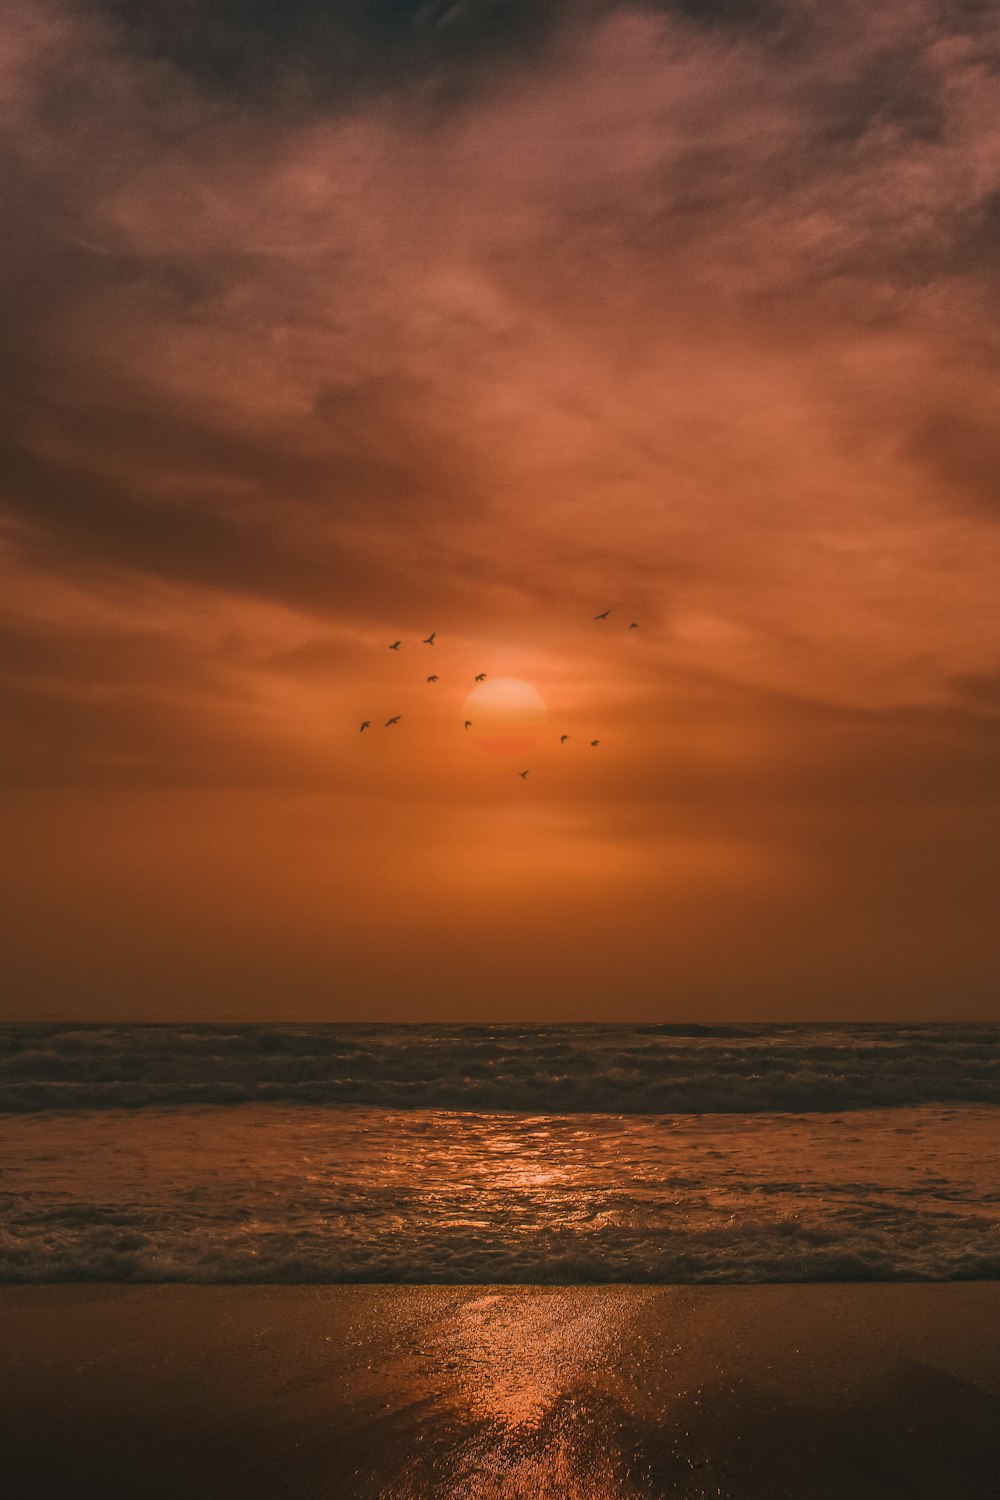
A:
[2,0,999,1019]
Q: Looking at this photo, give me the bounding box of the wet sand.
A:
[1,1285,998,1498]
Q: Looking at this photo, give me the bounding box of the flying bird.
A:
[475,673,487,682]
[628,622,638,631]
[560,735,569,744]
[518,770,530,779]
[464,720,472,729]
[389,641,401,650]
[594,609,611,621]
[590,739,600,747]
[426,675,439,683]
[385,716,401,727]
[360,721,371,732]
[422,632,436,645]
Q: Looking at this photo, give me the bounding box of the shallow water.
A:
[2,1102,997,1282]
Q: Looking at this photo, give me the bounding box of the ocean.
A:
[1,1022,998,1284]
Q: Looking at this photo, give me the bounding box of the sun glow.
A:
[463,677,547,756]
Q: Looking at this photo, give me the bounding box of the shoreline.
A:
[2,1284,999,1497]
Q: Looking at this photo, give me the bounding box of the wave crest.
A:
[1,1022,997,1114]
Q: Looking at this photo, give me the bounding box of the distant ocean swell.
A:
[0,1022,997,1113]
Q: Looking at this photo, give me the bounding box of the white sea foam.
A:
[1,1022,997,1113]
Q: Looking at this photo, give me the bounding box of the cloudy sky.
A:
[2,0,999,1019]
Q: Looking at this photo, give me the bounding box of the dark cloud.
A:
[648,0,792,36]
[905,407,1000,518]
[89,0,803,112]
[88,0,570,108]
[947,188,1000,282]
[950,669,1000,711]
[0,362,500,622]
[810,48,947,148]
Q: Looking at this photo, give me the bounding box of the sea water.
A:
[1,1023,997,1282]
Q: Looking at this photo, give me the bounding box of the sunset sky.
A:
[2,0,999,1020]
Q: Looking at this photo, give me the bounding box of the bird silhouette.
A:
[560,735,569,744]
[360,721,371,732]
[590,739,600,747]
[594,609,611,621]
[628,622,638,631]
[385,716,401,727]
[475,673,487,682]
[426,674,439,683]
[518,770,529,779]
[389,641,401,650]
[464,720,472,729]
[422,632,436,645]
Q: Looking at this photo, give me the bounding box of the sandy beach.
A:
[1,1284,998,1498]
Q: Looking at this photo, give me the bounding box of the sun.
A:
[463,677,547,756]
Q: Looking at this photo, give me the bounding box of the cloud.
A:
[2,0,999,1015]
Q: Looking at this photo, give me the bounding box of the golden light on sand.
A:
[463,678,548,757]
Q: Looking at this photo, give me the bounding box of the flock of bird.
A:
[359,608,638,778]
